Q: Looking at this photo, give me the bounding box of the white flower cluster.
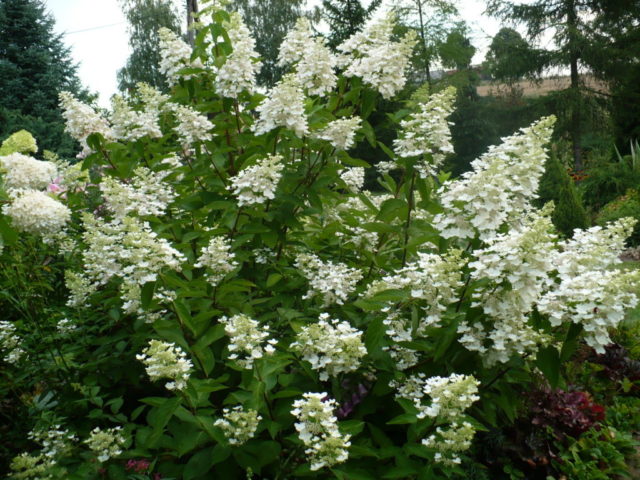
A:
[0,152,57,190]
[339,166,365,192]
[393,373,479,464]
[423,421,477,465]
[228,154,284,206]
[2,189,71,237]
[366,250,466,335]
[316,117,361,151]
[29,425,77,460]
[158,27,203,86]
[137,340,193,391]
[434,116,556,241]
[337,13,417,99]
[214,406,262,445]
[459,207,556,365]
[291,313,366,381]
[137,82,170,111]
[0,321,25,364]
[10,452,49,479]
[278,18,337,96]
[291,393,351,471]
[194,236,238,286]
[552,218,632,277]
[393,87,456,178]
[59,92,114,158]
[215,12,261,98]
[538,218,640,353]
[219,314,277,369]
[68,214,185,315]
[56,318,77,335]
[253,74,308,138]
[295,252,363,306]
[170,103,213,149]
[110,94,162,142]
[84,426,126,462]
[100,167,176,219]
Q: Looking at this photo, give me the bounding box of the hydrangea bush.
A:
[1,2,639,479]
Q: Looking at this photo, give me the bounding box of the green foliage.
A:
[438,24,475,71]
[484,27,545,85]
[321,0,382,50]
[2,6,640,479]
[579,154,640,211]
[117,0,182,92]
[393,0,459,85]
[537,156,589,237]
[597,190,640,246]
[0,0,85,157]
[553,427,637,479]
[0,130,38,155]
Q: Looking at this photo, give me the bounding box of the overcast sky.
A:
[43,0,504,108]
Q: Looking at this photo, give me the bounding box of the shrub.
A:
[1,5,640,480]
[597,189,640,246]
[537,155,590,237]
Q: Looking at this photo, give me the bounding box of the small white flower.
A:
[195,236,238,286]
[292,393,351,470]
[229,154,284,206]
[85,426,126,463]
[291,313,366,381]
[253,74,308,138]
[214,406,261,445]
[219,314,277,369]
[137,340,193,391]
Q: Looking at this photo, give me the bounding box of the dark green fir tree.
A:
[0,0,86,157]
[322,0,382,49]
[537,155,589,237]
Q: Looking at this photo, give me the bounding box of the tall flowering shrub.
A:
[0,2,639,478]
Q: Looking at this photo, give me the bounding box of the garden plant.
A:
[1,2,640,479]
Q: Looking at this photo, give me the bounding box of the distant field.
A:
[477,75,609,97]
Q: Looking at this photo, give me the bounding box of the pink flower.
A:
[125,458,151,473]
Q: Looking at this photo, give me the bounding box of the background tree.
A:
[438,22,476,71]
[484,27,544,86]
[233,0,307,87]
[486,0,631,170]
[585,1,640,149]
[393,0,459,86]
[321,0,382,49]
[0,0,85,157]
[117,0,182,93]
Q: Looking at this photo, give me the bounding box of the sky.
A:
[44,0,505,108]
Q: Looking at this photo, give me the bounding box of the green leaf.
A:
[146,396,181,447]
[0,217,18,245]
[560,322,583,362]
[387,413,417,425]
[536,345,561,388]
[195,324,225,348]
[377,198,408,223]
[266,273,282,287]
[183,446,217,480]
[140,281,156,310]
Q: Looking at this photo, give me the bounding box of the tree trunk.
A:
[186,0,199,47]
[415,0,431,86]
[567,0,582,171]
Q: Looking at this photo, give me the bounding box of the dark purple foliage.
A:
[531,388,605,438]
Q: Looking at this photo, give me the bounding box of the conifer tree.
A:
[0,0,84,156]
[322,0,382,49]
[537,155,589,237]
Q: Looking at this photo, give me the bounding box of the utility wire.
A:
[63,22,126,35]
